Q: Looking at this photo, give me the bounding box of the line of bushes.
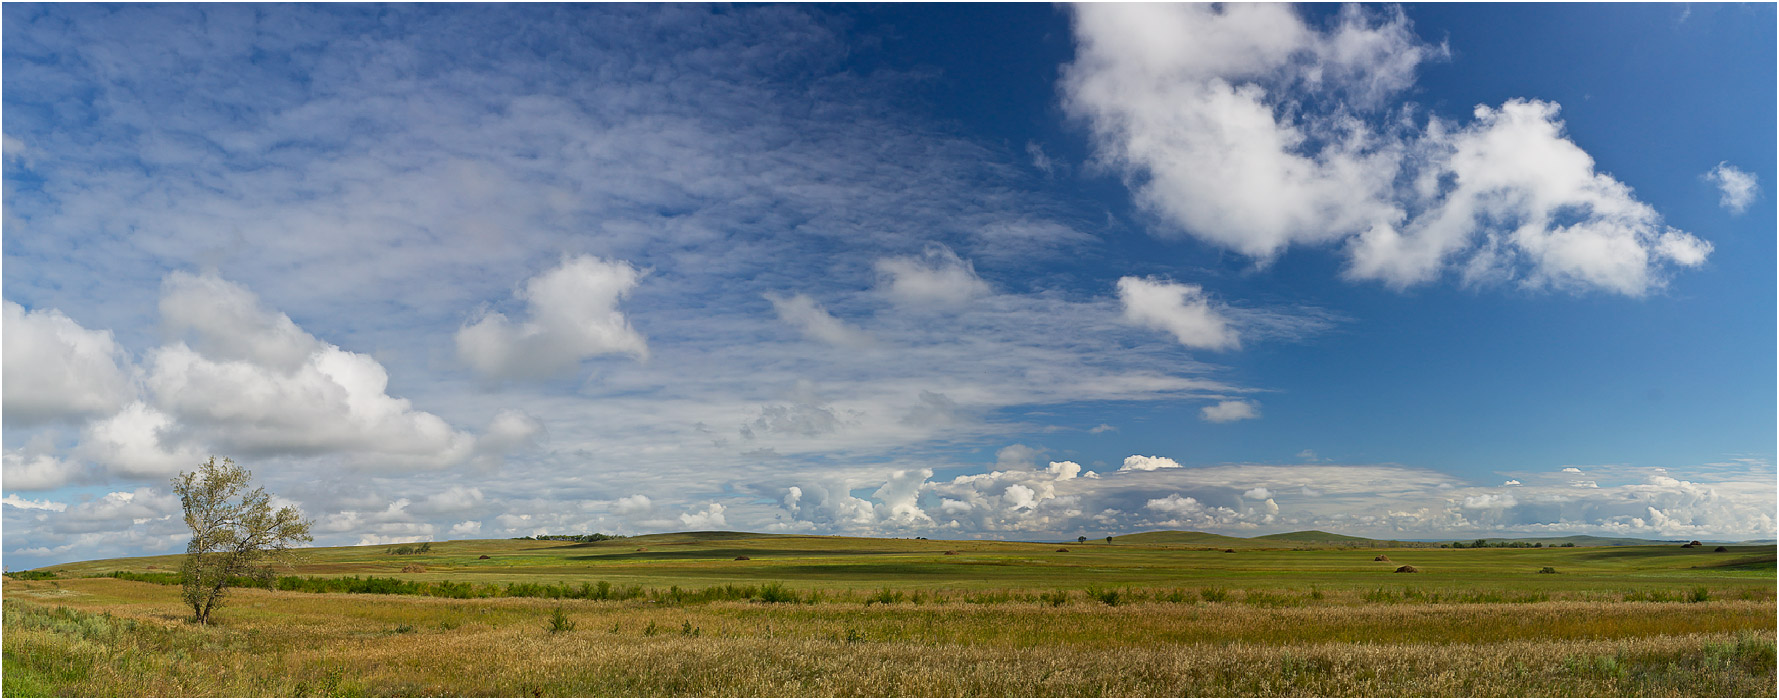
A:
[100,571,819,604]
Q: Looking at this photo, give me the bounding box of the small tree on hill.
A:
[1077,536,1087,544]
[173,457,312,624]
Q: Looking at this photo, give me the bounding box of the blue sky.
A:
[3,3,1773,569]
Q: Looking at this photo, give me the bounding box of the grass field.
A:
[4,531,1775,696]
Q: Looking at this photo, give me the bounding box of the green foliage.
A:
[546,606,575,634]
[1039,590,1070,607]
[8,570,59,581]
[1538,567,1559,574]
[865,588,905,606]
[1199,587,1229,603]
[172,456,313,624]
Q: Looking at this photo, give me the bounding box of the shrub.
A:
[1039,590,1070,607]
[9,570,59,581]
[1538,566,1558,574]
[1199,586,1229,603]
[1688,586,1711,603]
[865,588,905,606]
[546,606,575,634]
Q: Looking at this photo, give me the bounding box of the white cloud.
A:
[872,468,933,525]
[2,494,68,512]
[3,301,135,425]
[1351,99,1713,295]
[477,410,546,455]
[1462,493,1517,509]
[1242,487,1272,500]
[1503,479,1521,486]
[766,293,876,349]
[1065,4,1709,297]
[874,245,992,308]
[414,486,485,515]
[1116,277,1239,351]
[1088,424,1117,434]
[456,255,649,380]
[678,503,728,529]
[1145,494,1204,515]
[1046,461,1083,481]
[139,272,477,470]
[1562,467,1583,473]
[614,495,653,516]
[1201,399,1260,423]
[1705,161,1758,214]
[76,402,206,479]
[448,520,482,536]
[3,443,84,492]
[1025,141,1054,175]
[1120,454,1182,471]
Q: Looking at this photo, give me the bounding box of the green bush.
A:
[1199,587,1229,603]
[546,606,575,634]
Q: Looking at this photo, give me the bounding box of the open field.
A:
[5,532,1775,696]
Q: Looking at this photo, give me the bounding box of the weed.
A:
[1199,586,1229,603]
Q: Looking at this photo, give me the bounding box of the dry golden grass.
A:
[5,576,1774,697]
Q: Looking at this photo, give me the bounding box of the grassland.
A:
[4,531,1775,696]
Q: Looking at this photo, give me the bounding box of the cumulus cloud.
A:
[456,255,649,379]
[1462,493,1517,509]
[766,293,876,349]
[1089,424,1117,434]
[1705,162,1758,214]
[1064,4,1709,296]
[613,495,653,516]
[874,245,992,308]
[143,273,477,470]
[1120,454,1182,471]
[1116,277,1240,351]
[3,301,135,425]
[1242,487,1272,500]
[3,442,84,492]
[76,402,206,479]
[1562,467,1583,473]
[678,503,728,529]
[1351,99,1712,295]
[1201,399,1260,423]
[449,520,483,536]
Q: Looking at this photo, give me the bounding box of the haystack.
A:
[943,550,958,555]
[1056,548,1070,552]
[478,554,491,560]
[1688,540,1704,547]
[1224,549,1236,553]
[1394,565,1418,573]
[1374,555,1390,562]
[733,555,750,561]
[636,547,647,552]
[401,564,426,573]
[1714,546,1728,552]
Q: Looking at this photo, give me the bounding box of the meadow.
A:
[4,531,1774,696]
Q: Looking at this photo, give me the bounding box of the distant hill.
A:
[1111,531,1254,547]
[1114,530,1425,548]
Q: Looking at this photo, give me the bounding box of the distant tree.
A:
[173,457,312,625]
[1105,536,1113,544]
[1471,538,1488,549]
[1562,542,1575,547]
[1077,536,1087,544]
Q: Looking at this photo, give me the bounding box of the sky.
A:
[3,3,1774,569]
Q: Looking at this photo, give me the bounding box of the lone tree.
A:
[1077,535,1087,544]
[173,457,312,624]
